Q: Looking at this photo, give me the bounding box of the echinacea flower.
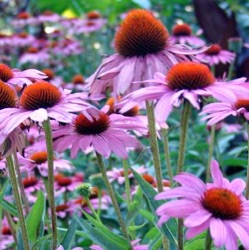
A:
[0,81,92,137]
[55,174,82,193]
[200,95,249,126]
[120,62,249,128]
[155,160,249,249]
[64,74,85,91]
[12,32,35,47]
[0,63,47,87]
[86,9,208,98]
[170,23,205,47]
[196,44,235,66]
[22,149,73,177]
[37,10,61,23]
[0,80,26,156]
[19,47,50,66]
[0,217,15,250]
[53,107,146,158]
[107,165,147,184]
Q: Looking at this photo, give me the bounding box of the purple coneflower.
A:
[170,23,205,47]
[201,95,249,125]
[196,44,235,66]
[0,81,91,137]
[155,160,249,249]
[0,63,46,87]
[53,107,145,158]
[120,62,249,128]
[86,9,208,98]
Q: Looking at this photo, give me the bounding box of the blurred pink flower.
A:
[155,160,249,249]
[170,23,205,48]
[196,44,235,66]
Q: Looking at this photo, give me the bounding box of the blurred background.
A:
[0,0,248,81]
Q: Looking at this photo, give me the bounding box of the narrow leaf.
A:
[61,217,77,250]
[75,216,131,250]
[26,191,46,244]
[131,169,177,247]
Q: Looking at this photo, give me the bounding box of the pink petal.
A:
[210,160,223,187]
[210,218,227,247]
[184,210,211,227]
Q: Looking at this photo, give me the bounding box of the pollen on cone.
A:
[114,9,169,57]
[167,62,214,90]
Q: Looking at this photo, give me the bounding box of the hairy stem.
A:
[176,101,191,250]
[7,155,30,250]
[43,119,57,250]
[96,152,129,240]
[162,128,173,184]
[206,125,216,182]
[145,101,164,192]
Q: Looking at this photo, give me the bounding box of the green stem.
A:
[176,101,192,174]
[97,188,102,216]
[95,152,129,240]
[245,123,249,199]
[176,101,191,250]
[85,198,102,223]
[13,151,29,214]
[5,210,17,244]
[206,125,216,182]
[145,101,164,192]
[211,65,215,76]
[205,230,212,250]
[162,128,173,184]
[122,159,131,205]
[43,119,57,250]
[6,155,30,250]
[227,60,235,80]
[145,101,169,250]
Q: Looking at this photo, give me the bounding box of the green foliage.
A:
[61,217,78,250]
[26,191,46,245]
[131,168,177,248]
[76,214,132,250]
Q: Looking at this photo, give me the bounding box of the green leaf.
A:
[1,199,18,217]
[0,180,9,201]
[128,222,147,231]
[17,229,25,250]
[126,186,143,225]
[61,217,77,250]
[131,169,177,247]
[139,209,154,223]
[32,235,52,250]
[75,216,131,250]
[26,191,46,244]
[184,232,206,250]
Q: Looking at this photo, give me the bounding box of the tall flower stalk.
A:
[6,155,30,250]
[161,128,173,184]
[43,119,57,249]
[205,125,216,182]
[145,101,164,192]
[96,152,129,240]
[176,101,191,250]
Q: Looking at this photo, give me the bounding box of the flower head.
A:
[200,94,249,125]
[120,62,249,128]
[155,160,249,249]
[86,9,208,98]
[0,81,91,137]
[170,23,205,47]
[196,43,235,66]
[53,107,146,158]
[0,63,47,87]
